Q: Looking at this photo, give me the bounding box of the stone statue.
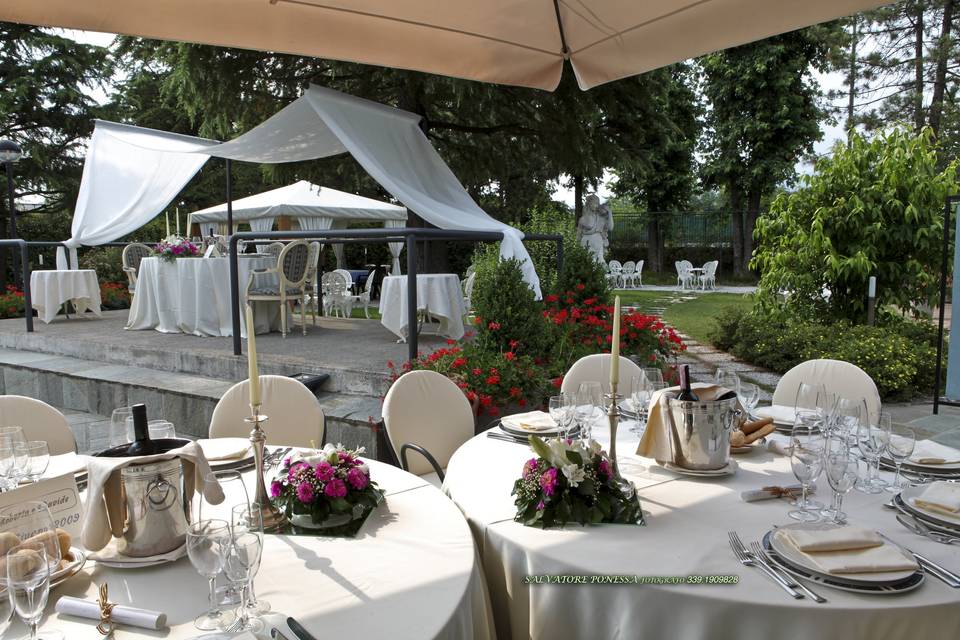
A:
[576,194,614,263]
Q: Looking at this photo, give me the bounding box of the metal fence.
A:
[608,211,741,269]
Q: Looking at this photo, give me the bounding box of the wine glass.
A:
[576,382,603,442]
[642,367,665,386]
[221,531,264,632]
[833,397,864,442]
[872,413,891,490]
[148,420,177,441]
[788,412,825,522]
[5,543,57,640]
[794,382,826,417]
[715,368,740,395]
[15,442,49,483]
[737,382,760,418]
[629,376,648,435]
[0,445,20,491]
[187,519,233,631]
[548,395,569,439]
[885,424,916,492]
[197,471,251,521]
[110,407,133,447]
[231,505,269,616]
[0,584,14,638]
[855,419,885,494]
[823,452,860,524]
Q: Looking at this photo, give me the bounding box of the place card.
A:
[0,473,85,538]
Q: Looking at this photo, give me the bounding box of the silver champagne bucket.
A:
[662,395,740,470]
[117,458,190,557]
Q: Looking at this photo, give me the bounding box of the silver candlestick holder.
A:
[605,384,636,499]
[246,405,287,532]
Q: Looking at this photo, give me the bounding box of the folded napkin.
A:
[56,596,167,630]
[753,404,796,425]
[779,526,917,575]
[501,411,556,432]
[88,538,187,564]
[913,481,960,517]
[197,437,252,461]
[909,440,960,465]
[81,441,223,552]
[635,383,740,461]
[781,526,882,552]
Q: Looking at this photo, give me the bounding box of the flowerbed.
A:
[0,286,25,319]
[100,281,131,309]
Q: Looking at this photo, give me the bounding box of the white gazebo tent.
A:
[188,180,408,272]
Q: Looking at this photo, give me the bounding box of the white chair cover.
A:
[382,370,474,481]
[772,359,881,424]
[0,396,76,454]
[209,375,325,447]
[560,354,644,396]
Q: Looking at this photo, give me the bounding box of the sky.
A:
[61,28,851,209]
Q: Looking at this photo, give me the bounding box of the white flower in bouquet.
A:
[561,463,586,487]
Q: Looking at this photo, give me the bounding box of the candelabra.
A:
[246,406,287,532]
[605,383,636,498]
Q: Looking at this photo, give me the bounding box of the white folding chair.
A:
[382,370,474,487]
[0,396,75,454]
[210,375,325,448]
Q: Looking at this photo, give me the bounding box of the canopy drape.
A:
[247,217,275,253]
[385,219,404,275]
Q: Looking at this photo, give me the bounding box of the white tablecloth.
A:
[30,269,102,324]
[444,422,960,640]
[379,274,467,340]
[126,256,281,337]
[31,456,493,640]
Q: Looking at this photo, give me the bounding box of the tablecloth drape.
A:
[30,269,103,324]
[378,274,466,340]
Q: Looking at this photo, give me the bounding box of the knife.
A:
[287,616,319,640]
[271,627,292,640]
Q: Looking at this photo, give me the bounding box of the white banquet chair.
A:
[345,271,376,319]
[245,240,310,337]
[209,375,325,448]
[0,395,75,454]
[121,243,154,294]
[771,359,881,424]
[462,271,477,316]
[382,370,474,487]
[561,354,644,396]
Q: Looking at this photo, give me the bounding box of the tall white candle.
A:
[176,207,180,236]
[610,295,621,387]
[246,304,261,407]
[165,212,170,238]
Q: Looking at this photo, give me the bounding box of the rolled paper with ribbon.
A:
[55,589,167,631]
[740,484,810,503]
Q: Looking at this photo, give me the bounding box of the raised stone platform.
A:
[0,310,447,458]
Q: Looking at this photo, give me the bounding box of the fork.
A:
[728,531,803,599]
[750,541,827,603]
[896,513,960,546]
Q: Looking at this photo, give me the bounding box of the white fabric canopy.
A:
[188,180,406,223]
[63,86,541,295]
[2,1,887,91]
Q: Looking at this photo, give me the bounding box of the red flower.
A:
[504,352,516,361]
[575,283,585,291]
[488,406,501,417]
[386,360,394,369]
[545,294,559,303]
[551,377,563,389]
[509,340,520,349]
[446,339,457,345]
[487,321,501,330]
[509,386,522,398]
[472,368,483,375]
[486,375,500,385]
[452,357,467,368]
[518,398,527,407]
[479,395,492,407]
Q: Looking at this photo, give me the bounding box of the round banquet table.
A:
[379,274,467,340]
[30,456,494,640]
[443,421,960,640]
[126,256,281,337]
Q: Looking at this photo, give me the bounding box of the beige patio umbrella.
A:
[3,1,885,89]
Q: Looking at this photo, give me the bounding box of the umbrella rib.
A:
[273,0,563,58]
[552,0,570,57]
[568,0,714,56]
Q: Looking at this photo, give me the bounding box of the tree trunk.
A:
[729,190,745,277]
[929,0,955,135]
[646,214,662,272]
[743,191,763,274]
[847,16,858,146]
[573,175,584,222]
[914,2,926,132]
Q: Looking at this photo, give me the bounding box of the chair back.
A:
[278,241,310,289]
[636,260,644,275]
[464,272,477,298]
[364,269,377,294]
[322,271,349,296]
[0,396,75,454]
[608,260,623,273]
[560,354,644,396]
[771,359,881,424]
[265,242,285,260]
[703,260,719,279]
[333,268,355,288]
[305,242,321,281]
[122,243,154,274]
[382,370,474,477]
[622,261,636,275]
[210,375,324,447]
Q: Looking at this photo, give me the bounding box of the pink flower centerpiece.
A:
[271,443,382,530]
[155,235,200,262]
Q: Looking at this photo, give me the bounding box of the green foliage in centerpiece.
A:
[512,436,644,529]
[270,444,383,529]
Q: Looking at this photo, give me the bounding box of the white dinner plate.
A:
[899,484,960,528]
[661,460,736,477]
[769,523,918,585]
[92,543,187,569]
[52,547,87,588]
[754,405,796,426]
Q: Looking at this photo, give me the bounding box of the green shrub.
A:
[471,256,553,358]
[555,240,610,306]
[79,247,127,284]
[516,207,577,293]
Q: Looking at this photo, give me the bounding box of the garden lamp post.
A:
[0,140,23,288]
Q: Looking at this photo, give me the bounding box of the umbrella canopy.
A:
[189,180,406,223]
[3,1,886,90]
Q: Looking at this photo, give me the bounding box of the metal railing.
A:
[228,228,562,361]
[0,240,33,333]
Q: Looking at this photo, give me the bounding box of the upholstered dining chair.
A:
[245,240,310,337]
[0,395,75,454]
[121,243,155,293]
[304,241,322,325]
[560,354,644,396]
[209,375,324,448]
[264,242,285,260]
[771,359,881,425]
[382,370,475,487]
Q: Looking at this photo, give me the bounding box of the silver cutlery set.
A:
[728,531,826,601]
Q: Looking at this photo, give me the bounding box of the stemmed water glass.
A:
[232,505,269,616]
[548,394,574,440]
[576,382,603,442]
[833,397,865,442]
[794,382,831,422]
[6,544,56,640]
[855,417,887,494]
[715,368,740,395]
[0,445,20,491]
[788,412,825,522]
[221,530,264,633]
[15,442,49,483]
[110,407,133,447]
[198,471,251,607]
[823,452,860,524]
[187,519,234,631]
[0,583,14,638]
[885,424,916,492]
[737,382,759,419]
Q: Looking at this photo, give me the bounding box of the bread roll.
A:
[0,531,21,556]
[744,422,776,444]
[730,430,746,448]
[0,548,43,581]
[742,417,774,436]
[21,529,70,559]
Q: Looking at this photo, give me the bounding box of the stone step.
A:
[0,348,384,456]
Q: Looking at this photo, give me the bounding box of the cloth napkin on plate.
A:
[779,527,918,575]
[909,440,960,465]
[81,441,223,552]
[501,411,556,432]
[753,404,796,425]
[635,383,739,461]
[913,481,960,517]
[196,437,252,461]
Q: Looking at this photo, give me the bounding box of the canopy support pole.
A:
[406,234,419,363]
[225,159,234,237]
[230,234,242,356]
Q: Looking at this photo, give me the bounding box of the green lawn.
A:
[614,289,753,344]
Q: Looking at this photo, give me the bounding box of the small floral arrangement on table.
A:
[270,444,383,532]
[512,436,644,529]
[155,235,200,262]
